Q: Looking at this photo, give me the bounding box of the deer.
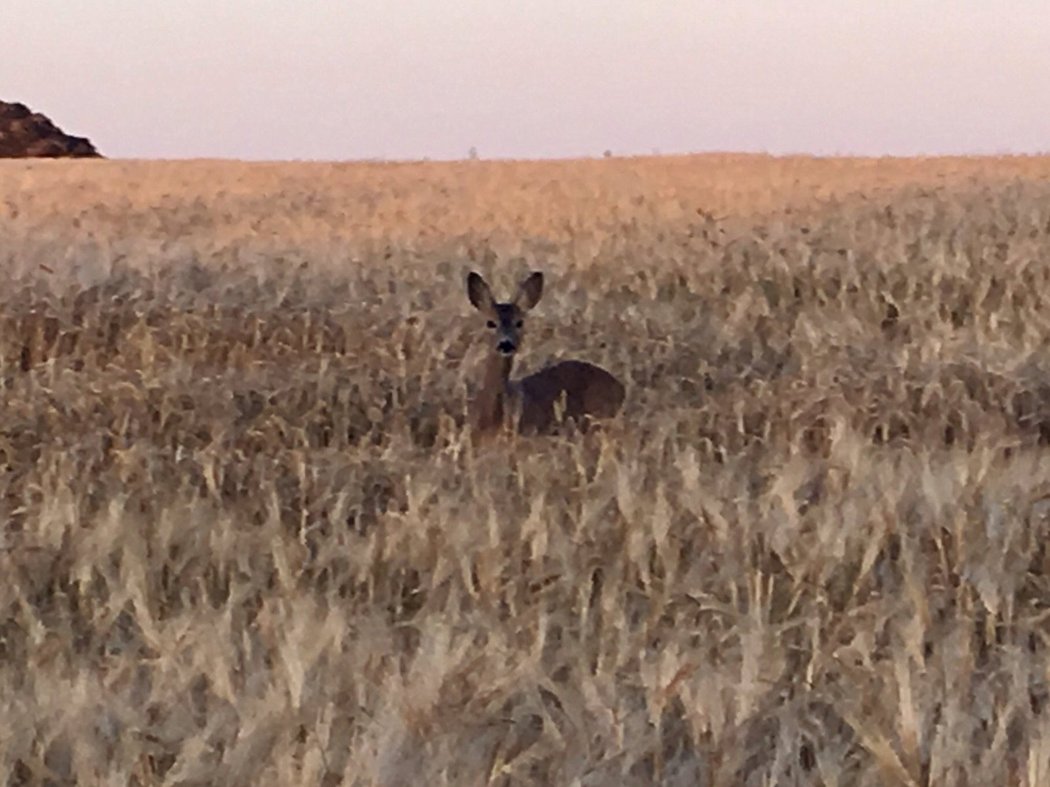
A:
[465,270,626,436]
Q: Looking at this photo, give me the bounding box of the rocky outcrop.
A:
[0,101,101,158]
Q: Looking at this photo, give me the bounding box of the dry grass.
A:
[3,153,1050,785]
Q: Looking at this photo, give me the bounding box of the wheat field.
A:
[4,154,1050,785]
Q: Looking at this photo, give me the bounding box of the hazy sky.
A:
[4,2,1048,160]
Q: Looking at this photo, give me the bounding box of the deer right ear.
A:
[514,271,544,311]
[467,272,494,311]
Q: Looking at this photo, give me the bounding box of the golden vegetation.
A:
[3,154,1050,784]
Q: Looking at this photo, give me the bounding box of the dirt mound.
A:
[0,101,101,158]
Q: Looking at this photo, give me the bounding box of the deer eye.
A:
[486,320,496,329]
[515,320,523,328]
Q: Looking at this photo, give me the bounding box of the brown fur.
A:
[466,271,626,436]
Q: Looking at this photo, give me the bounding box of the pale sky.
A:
[3,2,1048,161]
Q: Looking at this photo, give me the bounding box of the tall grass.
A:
[3,154,1050,784]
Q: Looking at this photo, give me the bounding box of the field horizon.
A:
[3,153,1050,784]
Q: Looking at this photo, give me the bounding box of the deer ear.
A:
[467,271,495,311]
[514,271,544,311]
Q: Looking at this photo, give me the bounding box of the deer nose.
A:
[497,339,516,355]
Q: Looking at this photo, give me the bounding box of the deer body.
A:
[466,271,626,436]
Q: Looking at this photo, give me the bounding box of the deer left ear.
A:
[514,271,544,311]
[467,271,495,311]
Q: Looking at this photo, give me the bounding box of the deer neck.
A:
[474,352,514,432]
